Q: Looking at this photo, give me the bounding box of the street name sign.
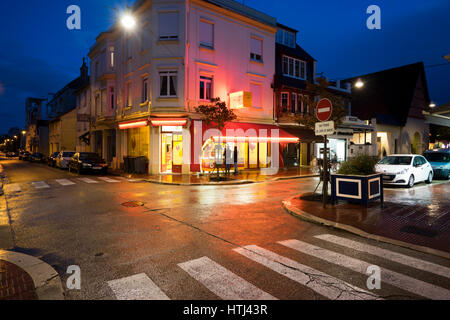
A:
[316,98,333,122]
[315,121,335,136]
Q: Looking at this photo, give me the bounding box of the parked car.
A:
[56,151,76,169]
[68,152,108,174]
[47,152,60,167]
[19,151,26,160]
[6,152,17,158]
[375,154,433,188]
[30,152,46,163]
[22,151,32,161]
[423,149,450,180]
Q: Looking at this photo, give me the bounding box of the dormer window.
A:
[282,56,306,80]
[276,29,295,48]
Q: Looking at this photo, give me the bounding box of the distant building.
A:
[24,97,49,154]
[49,108,77,154]
[425,102,450,149]
[345,62,431,157]
[75,80,91,152]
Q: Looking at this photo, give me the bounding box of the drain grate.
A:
[400,225,439,238]
[121,201,145,208]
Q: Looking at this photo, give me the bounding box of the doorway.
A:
[161,133,183,173]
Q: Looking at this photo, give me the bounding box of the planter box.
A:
[330,173,384,207]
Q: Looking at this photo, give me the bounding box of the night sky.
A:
[1,0,449,133]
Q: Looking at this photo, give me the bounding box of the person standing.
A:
[233,146,238,175]
[223,145,231,175]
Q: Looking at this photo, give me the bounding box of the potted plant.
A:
[330,154,384,207]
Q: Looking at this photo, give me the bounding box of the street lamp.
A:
[121,13,136,31]
[22,130,26,135]
[429,102,436,108]
[355,78,364,89]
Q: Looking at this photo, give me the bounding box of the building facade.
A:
[24,97,49,155]
[49,108,77,154]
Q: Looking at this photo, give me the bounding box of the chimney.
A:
[80,57,88,82]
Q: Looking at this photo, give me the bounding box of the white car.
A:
[375,154,433,188]
[56,151,76,169]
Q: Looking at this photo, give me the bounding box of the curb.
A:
[143,179,255,186]
[0,250,65,300]
[282,195,450,260]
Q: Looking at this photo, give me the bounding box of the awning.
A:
[277,125,322,143]
[119,119,149,130]
[210,122,300,143]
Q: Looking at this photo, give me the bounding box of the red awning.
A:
[207,122,300,143]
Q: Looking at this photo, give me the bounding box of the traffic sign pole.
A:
[323,135,328,209]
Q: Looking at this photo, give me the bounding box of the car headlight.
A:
[397,168,409,175]
[82,163,92,167]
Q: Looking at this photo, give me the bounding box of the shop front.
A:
[118,119,150,172]
[315,138,347,162]
[195,122,299,173]
[150,118,188,174]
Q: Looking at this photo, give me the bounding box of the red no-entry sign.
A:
[316,98,333,122]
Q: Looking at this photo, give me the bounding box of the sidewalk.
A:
[0,250,64,300]
[112,167,318,186]
[283,183,450,259]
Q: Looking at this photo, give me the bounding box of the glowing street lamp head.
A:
[121,13,136,30]
[429,102,436,108]
[355,78,364,89]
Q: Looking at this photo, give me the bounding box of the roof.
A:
[344,62,430,126]
[277,23,298,33]
[277,43,316,62]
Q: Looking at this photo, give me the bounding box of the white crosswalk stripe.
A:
[77,178,98,184]
[55,179,76,186]
[178,256,277,300]
[108,273,170,300]
[98,177,120,183]
[234,245,382,300]
[279,239,450,300]
[315,234,450,279]
[31,181,50,189]
[4,183,21,193]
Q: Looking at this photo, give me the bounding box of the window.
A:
[281,93,289,109]
[101,89,107,114]
[276,29,295,48]
[159,12,179,40]
[282,56,306,79]
[199,20,214,48]
[142,78,148,102]
[291,93,297,113]
[160,71,177,97]
[297,94,303,113]
[126,82,132,107]
[110,87,115,109]
[199,76,212,100]
[250,37,263,62]
[250,83,262,108]
[109,46,115,68]
[95,95,100,115]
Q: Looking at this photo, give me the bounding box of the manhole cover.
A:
[121,201,145,208]
[400,225,438,238]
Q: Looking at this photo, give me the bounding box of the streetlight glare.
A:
[121,13,136,30]
[355,78,364,88]
[429,102,436,108]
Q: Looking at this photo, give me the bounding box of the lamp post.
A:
[355,78,364,89]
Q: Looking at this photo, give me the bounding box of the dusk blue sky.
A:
[1,0,449,133]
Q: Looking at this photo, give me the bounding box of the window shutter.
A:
[250,38,262,55]
[200,20,214,47]
[159,12,179,39]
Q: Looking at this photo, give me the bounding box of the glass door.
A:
[161,133,173,173]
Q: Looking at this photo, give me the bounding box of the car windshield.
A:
[423,153,450,163]
[62,152,75,157]
[79,153,101,161]
[378,156,412,165]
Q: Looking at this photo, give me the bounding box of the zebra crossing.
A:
[106,234,450,300]
[4,176,140,193]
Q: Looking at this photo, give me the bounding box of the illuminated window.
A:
[199,76,212,100]
[109,46,115,68]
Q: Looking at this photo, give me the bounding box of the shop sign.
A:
[230,91,252,109]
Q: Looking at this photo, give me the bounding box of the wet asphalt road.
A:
[1,159,449,300]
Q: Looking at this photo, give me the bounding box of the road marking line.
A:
[55,179,76,186]
[5,184,21,193]
[77,178,98,184]
[234,245,381,300]
[315,234,450,279]
[31,181,50,189]
[97,177,120,183]
[107,273,170,300]
[178,256,277,300]
[279,239,450,300]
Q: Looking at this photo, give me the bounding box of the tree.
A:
[295,77,349,130]
[195,98,237,177]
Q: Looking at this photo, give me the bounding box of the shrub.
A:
[337,154,378,176]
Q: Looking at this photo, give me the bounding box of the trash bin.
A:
[135,156,148,174]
